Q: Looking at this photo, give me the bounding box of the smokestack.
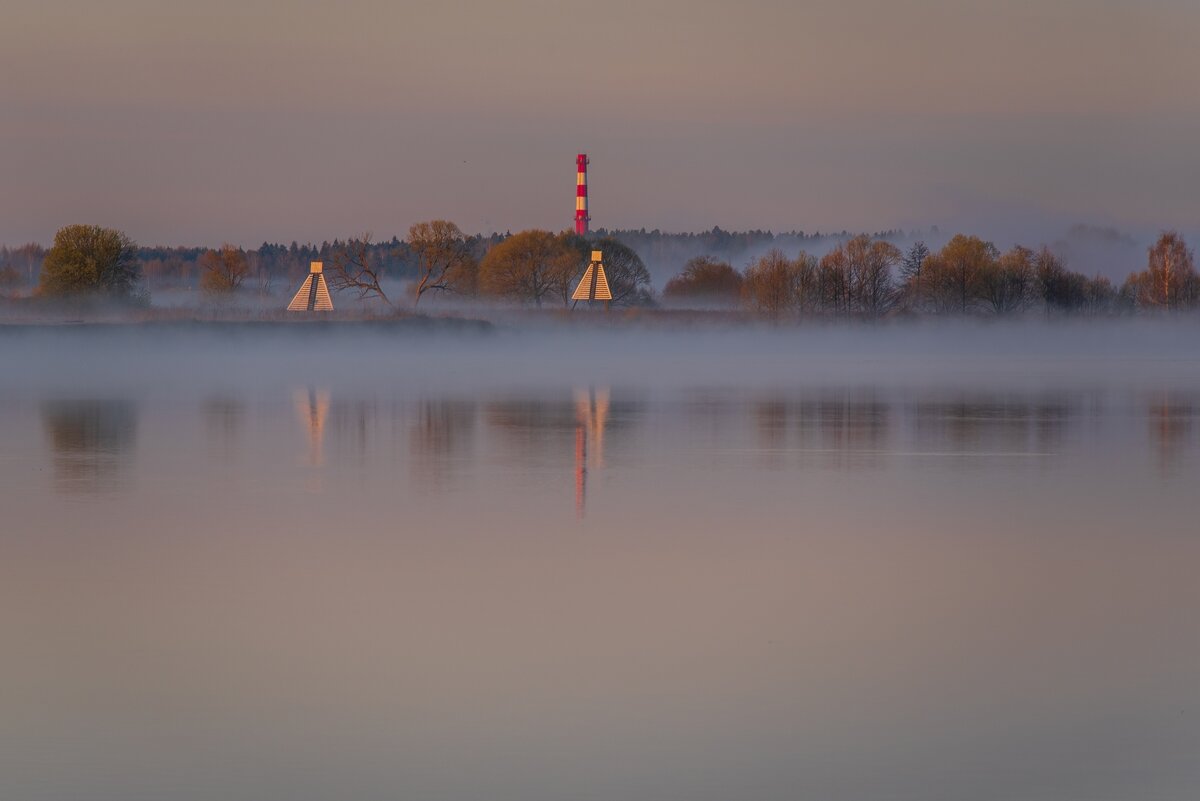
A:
[575,153,589,236]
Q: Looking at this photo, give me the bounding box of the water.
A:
[2,321,1198,801]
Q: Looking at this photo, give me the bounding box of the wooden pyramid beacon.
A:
[571,250,612,309]
[287,261,334,312]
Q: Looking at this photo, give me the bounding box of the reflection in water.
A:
[752,391,892,469]
[203,396,244,461]
[328,399,376,465]
[1147,391,1198,474]
[573,387,610,516]
[909,391,1079,456]
[293,388,330,467]
[40,399,138,494]
[409,399,477,490]
[10,375,1200,801]
[485,389,625,517]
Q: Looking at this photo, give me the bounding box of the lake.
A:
[2,320,1198,801]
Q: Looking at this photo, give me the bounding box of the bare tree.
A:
[327,234,391,307]
[408,220,477,308]
[848,235,900,318]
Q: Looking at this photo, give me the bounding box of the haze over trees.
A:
[38,224,144,301]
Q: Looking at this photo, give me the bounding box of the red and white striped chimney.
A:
[575,153,589,236]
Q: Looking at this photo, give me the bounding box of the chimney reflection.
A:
[573,387,610,517]
[40,399,138,495]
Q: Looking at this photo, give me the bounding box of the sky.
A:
[3,0,1199,247]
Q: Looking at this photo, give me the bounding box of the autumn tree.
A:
[817,245,852,315]
[1127,231,1198,310]
[849,235,901,318]
[815,235,899,317]
[792,252,821,314]
[924,235,998,314]
[328,234,392,307]
[199,244,251,296]
[978,245,1035,315]
[39,224,143,300]
[408,220,477,307]
[479,229,578,307]
[663,256,743,306]
[743,249,801,321]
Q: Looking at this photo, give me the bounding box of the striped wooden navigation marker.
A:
[287,261,334,312]
[571,250,612,309]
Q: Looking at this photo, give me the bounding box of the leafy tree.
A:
[590,236,652,306]
[663,256,743,305]
[479,230,578,307]
[408,220,477,307]
[199,244,250,296]
[39,224,142,299]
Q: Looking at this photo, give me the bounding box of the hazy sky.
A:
[4,0,1199,246]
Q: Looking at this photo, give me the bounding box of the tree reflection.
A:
[1147,391,1198,475]
[910,391,1080,457]
[202,396,244,461]
[40,399,138,494]
[749,390,891,469]
[408,399,477,490]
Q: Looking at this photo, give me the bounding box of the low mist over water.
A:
[2,321,1199,801]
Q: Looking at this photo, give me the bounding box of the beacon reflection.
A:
[293,388,331,468]
[574,386,610,517]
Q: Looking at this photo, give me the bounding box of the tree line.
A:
[664,232,1199,317]
[9,223,1200,318]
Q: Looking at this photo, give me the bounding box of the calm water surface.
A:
[1,323,1198,801]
